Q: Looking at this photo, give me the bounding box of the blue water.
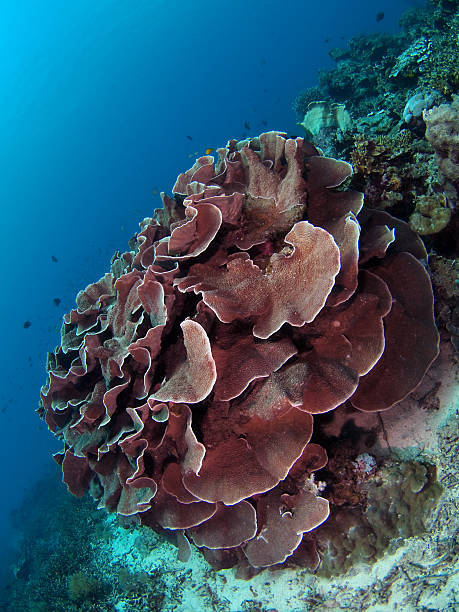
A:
[0,0,425,587]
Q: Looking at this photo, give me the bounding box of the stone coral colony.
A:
[39,132,439,572]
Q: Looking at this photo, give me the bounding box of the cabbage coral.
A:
[39,132,439,571]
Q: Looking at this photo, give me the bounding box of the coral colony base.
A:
[39,132,440,577]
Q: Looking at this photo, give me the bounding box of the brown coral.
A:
[39,132,439,572]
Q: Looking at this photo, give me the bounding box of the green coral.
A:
[389,36,433,79]
[316,459,443,577]
[409,193,452,234]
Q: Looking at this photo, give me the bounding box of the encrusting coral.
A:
[39,132,439,573]
[409,192,452,234]
[315,458,443,577]
[423,95,459,205]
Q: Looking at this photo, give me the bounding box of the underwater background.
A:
[1,1,457,610]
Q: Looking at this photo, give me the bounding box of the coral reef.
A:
[294,0,458,246]
[294,1,458,122]
[292,6,459,489]
[11,339,455,611]
[388,36,433,80]
[67,572,102,603]
[423,95,459,204]
[38,131,439,574]
[4,471,113,612]
[2,471,166,612]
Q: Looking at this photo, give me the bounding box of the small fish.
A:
[244,121,251,130]
[261,120,268,127]
[205,148,214,155]
[152,188,158,196]
[23,321,31,328]
[186,135,193,141]
[376,11,384,22]
[53,298,61,306]
[324,38,330,43]
[51,255,58,263]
